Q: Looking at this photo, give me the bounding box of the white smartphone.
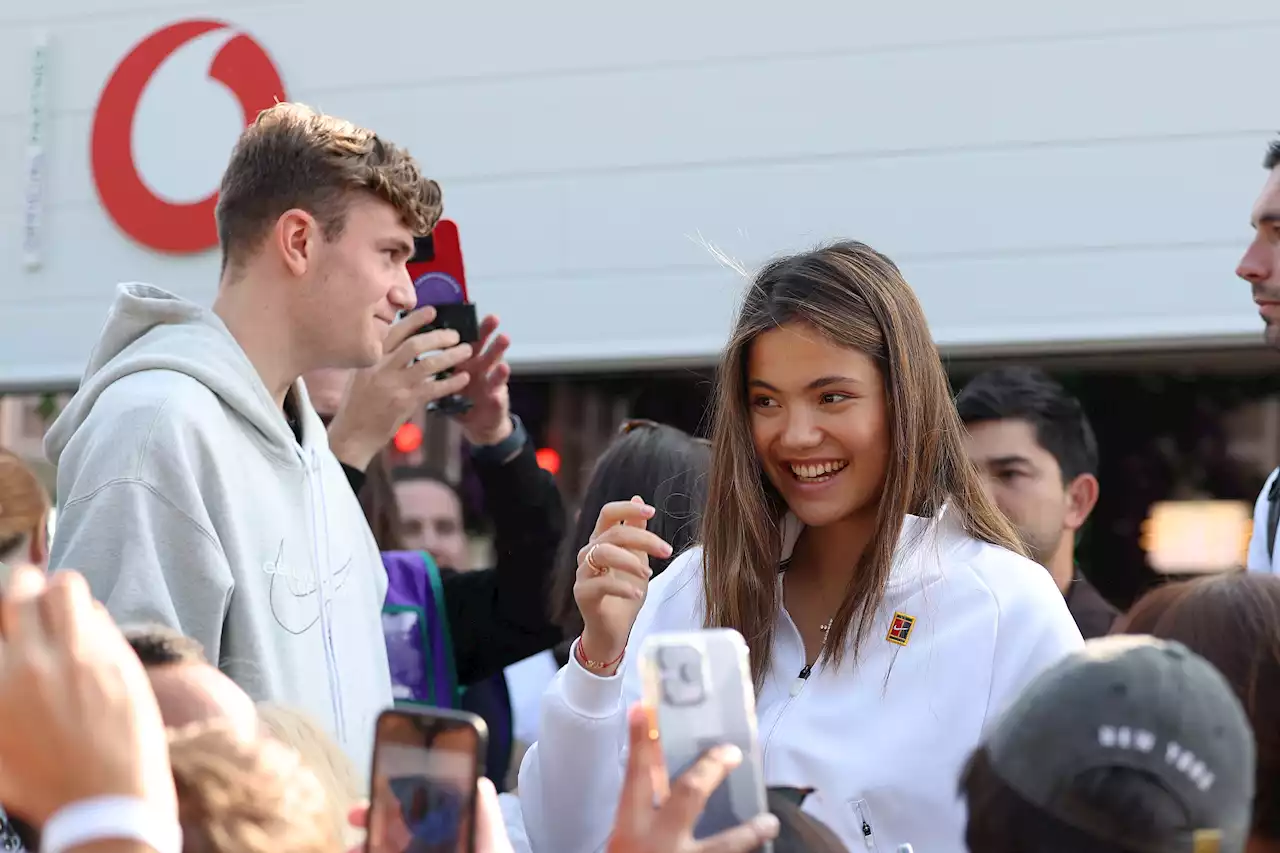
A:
[638,628,771,852]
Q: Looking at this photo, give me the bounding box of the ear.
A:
[1064,473,1099,530]
[273,208,319,278]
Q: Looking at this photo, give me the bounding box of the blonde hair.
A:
[216,102,443,274]
[0,449,49,562]
[169,721,339,853]
[703,241,1024,686]
[257,703,362,849]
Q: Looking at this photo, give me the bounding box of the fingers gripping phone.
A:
[407,220,477,417]
[639,629,772,852]
[367,707,488,853]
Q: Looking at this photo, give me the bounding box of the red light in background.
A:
[394,423,423,453]
[535,447,561,475]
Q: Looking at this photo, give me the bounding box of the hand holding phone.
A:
[366,708,488,853]
[324,310,473,471]
[636,629,774,852]
[605,704,779,853]
[407,220,477,417]
[446,315,515,448]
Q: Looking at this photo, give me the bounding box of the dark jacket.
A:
[344,423,565,792]
[344,428,566,685]
[1065,570,1121,640]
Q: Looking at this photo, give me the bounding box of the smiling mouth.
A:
[788,460,849,483]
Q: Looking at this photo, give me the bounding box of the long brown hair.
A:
[702,241,1024,686]
[358,453,406,551]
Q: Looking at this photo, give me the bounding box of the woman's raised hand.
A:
[573,496,673,675]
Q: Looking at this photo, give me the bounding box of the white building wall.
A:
[0,1,1275,387]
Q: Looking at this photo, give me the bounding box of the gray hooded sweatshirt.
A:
[45,283,392,775]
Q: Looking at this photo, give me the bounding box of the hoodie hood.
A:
[44,283,392,775]
[46,284,307,467]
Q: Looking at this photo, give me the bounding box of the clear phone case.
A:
[638,628,772,852]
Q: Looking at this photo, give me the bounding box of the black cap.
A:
[986,635,1256,853]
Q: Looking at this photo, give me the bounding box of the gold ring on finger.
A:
[585,544,609,576]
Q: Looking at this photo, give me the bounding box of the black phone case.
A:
[419,303,479,345]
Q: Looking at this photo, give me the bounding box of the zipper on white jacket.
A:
[855,801,877,851]
[764,663,810,766]
[790,663,813,697]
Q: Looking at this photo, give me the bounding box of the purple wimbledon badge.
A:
[383,609,430,702]
[413,272,465,307]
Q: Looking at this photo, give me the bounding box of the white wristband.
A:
[40,797,182,853]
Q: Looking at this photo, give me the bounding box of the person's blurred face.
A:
[395,479,469,570]
[963,419,1072,566]
[1237,167,1280,349]
[302,368,353,419]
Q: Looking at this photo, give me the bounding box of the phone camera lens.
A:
[658,644,707,707]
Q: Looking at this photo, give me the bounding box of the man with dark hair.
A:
[44,103,474,773]
[961,636,1256,853]
[122,624,259,740]
[1237,139,1280,574]
[957,366,1119,637]
[393,469,472,571]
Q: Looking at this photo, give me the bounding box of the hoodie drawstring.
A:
[301,447,347,741]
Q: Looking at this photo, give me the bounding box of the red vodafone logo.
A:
[90,20,287,254]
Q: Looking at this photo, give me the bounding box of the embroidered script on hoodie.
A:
[262,538,356,635]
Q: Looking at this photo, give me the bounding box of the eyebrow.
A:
[391,239,414,256]
[983,454,1035,467]
[748,375,862,392]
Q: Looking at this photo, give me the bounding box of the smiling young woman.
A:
[518,241,1084,853]
[702,243,1035,686]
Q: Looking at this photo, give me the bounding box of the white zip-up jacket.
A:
[517,512,1083,853]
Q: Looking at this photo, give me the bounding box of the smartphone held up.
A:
[366,707,488,853]
[639,628,773,853]
[406,220,478,417]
